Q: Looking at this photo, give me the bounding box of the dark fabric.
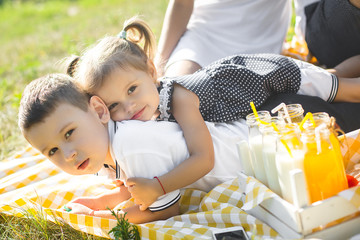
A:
[158,54,301,122]
[305,0,360,68]
[260,93,360,133]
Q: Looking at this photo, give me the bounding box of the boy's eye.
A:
[128,86,137,94]
[108,103,118,111]
[65,129,74,139]
[49,147,58,156]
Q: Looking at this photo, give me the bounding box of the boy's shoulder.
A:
[110,120,183,146]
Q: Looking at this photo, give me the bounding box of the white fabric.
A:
[295,59,338,102]
[166,0,292,69]
[294,0,320,40]
[107,119,248,210]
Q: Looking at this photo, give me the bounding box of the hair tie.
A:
[118,30,127,40]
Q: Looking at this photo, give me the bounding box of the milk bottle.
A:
[260,117,285,196]
[275,124,305,203]
[246,111,271,186]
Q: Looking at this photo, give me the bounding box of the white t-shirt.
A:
[166,0,292,68]
[107,119,248,211]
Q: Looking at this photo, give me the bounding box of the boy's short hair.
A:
[18,73,89,131]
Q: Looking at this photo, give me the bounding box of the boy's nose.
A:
[64,148,77,162]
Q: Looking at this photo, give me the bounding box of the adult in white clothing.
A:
[155,0,291,77]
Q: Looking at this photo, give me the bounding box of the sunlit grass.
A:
[0,0,167,160]
[0,209,108,239]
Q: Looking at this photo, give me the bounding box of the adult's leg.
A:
[304,0,360,68]
[260,93,360,133]
[165,60,202,77]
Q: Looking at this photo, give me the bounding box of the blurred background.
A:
[0,0,168,160]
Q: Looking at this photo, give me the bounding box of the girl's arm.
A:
[127,85,215,210]
[154,0,194,77]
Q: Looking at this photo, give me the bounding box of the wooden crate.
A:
[238,129,360,239]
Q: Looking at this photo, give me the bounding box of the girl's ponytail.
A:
[66,55,80,77]
[122,16,156,61]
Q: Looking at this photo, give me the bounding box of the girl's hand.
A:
[112,179,124,187]
[63,202,93,215]
[126,177,164,211]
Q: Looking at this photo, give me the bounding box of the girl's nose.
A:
[124,101,136,114]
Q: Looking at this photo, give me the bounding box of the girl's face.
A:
[95,66,160,122]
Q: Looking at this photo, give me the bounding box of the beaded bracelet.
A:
[154,176,166,194]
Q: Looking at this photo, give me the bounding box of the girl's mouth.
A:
[131,107,145,120]
[77,159,89,170]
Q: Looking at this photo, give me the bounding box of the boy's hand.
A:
[126,177,164,211]
[63,202,93,215]
[70,196,97,210]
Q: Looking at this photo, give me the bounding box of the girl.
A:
[70,16,360,211]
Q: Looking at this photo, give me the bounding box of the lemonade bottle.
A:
[301,125,348,204]
[277,104,304,123]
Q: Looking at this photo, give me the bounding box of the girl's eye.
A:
[128,86,137,94]
[108,103,118,111]
[49,147,58,156]
[65,129,74,139]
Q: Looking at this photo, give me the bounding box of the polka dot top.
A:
[157,54,301,122]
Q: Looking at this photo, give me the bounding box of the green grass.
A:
[0,0,296,237]
[0,0,166,238]
[0,0,167,160]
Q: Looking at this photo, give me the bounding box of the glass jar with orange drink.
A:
[301,124,348,204]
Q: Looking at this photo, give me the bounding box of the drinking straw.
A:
[315,123,327,153]
[250,102,270,125]
[250,102,293,157]
[271,103,291,123]
[299,112,316,130]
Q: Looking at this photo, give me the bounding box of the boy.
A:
[18,73,245,223]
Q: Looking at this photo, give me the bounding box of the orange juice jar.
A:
[301,126,348,204]
[304,112,345,173]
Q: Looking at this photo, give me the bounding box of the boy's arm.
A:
[127,84,215,210]
[67,200,180,224]
[70,184,131,210]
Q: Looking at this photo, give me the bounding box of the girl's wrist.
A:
[153,176,166,196]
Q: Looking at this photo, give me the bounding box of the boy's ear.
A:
[89,96,110,124]
[146,59,157,82]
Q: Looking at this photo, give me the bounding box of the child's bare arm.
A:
[70,184,131,210]
[127,84,215,210]
[67,200,180,224]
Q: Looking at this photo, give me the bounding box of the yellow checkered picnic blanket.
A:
[1,129,360,239]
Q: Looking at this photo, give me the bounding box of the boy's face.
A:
[95,63,160,122]
[24,99,111,175]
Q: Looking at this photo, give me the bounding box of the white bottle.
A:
[246,111,271,186]
[261,123,282,196]
[275,124,305,204]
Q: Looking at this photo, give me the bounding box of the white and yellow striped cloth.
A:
[1,129,360,239]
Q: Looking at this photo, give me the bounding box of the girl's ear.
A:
[146,59,157,82]
[89,96,110,124]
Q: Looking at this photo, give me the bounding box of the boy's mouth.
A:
[77,159,89,170]
[131,107,145,120]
